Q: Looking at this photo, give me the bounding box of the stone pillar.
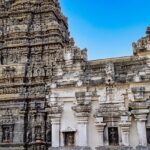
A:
[72,92,91,147]
[51,116,61,147]
[135,114,148,146]
[0,126,2,143]
[31,112,35,142]
[130,93,149,146]
[46,92,63,148]
[40,113,46,141]
[119,115,131,146]
[16,111,25,143]
[119,123,131,146]
[76,116,89,146]
[10,126,13,143]
[95,118,106,146]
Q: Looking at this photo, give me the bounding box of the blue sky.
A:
[60,0,150,60]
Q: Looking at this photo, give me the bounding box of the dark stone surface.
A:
[0,143,24,150]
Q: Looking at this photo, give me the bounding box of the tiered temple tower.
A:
[0,0,150,150]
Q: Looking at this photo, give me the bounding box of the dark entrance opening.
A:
[108,127,119,146]
[2,126,11,143]
[64,132,75,147]
[147,128,150,144]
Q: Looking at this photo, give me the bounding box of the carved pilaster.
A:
[131,100,149,146]
[30,112,35,143]
[72,92,91,118]
[94,117,106,146]
[119,116,131,146]
[135,113,148,146]
[72,92,91,147]
[49,115,61,148]
[0,109,15,144]
[118,108,131,146]
[17,110,26,144]
[46,93,63,148]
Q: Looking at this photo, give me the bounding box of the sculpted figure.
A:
[105,63,114,76]
[105,63,115,84]
[3,127,10,143]
[27,130,32,143]
[35,126,41,141]
[109,128,118,146]
[65,132,74,146]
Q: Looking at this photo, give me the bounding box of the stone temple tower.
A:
[0,0,150,150]
[0,0,87,150]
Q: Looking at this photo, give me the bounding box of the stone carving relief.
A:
[47,93,63,115]
[0,109,15,125]
[2,66,16,83]
[46,122,51,143]
[108,127,119,146]
[106,86,114,102]
[133,27,150,54]
[105,63,115,84]
[0,86,22,95]
[94,103,120,118]
[132,87,145,100]
[72,92,91,118]
[64,132,75,147]
[35,126,42,141]
[2,126,12,143]
[0,109,15,144]
[0,30,2,36]
[27,128,32,143]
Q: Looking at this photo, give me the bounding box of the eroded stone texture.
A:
[0,0,150,150]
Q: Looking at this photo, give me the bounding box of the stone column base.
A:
[49,146,91,150]
[0,144,25,150]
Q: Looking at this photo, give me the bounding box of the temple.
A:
[0,0,150,150]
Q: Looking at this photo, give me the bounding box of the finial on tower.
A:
[146,27,150,35]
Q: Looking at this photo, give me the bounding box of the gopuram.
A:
[0,0,149,150]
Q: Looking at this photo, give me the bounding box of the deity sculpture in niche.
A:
[106,86,114,102]
[46,124,51,143]
[35,126,42,141]
[46,129,51,143]
[27,129,32,143]
[64,132,75,147]
[105,63,115,84]
[2,126,11,143]
[108,127,119,146]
